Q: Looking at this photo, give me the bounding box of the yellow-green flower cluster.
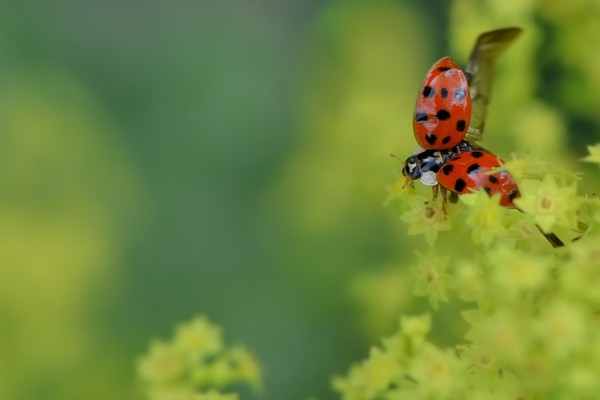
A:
[334,314,486,399]
[341,145,600,399]
[336,237,600,399]
[343,0,600,396]
[137,316,261,400]
[458,239,600,398]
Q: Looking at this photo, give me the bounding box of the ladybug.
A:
[402,140,477,187]
[403,27,523,195]
[398,27,564,247]
[435,149,519,207]
[413,57,471,150]
[404,30,522,208]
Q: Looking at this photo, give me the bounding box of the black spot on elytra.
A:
[425,134,437,145]
[483,186,493,195]
[454,178,466,192]
[456,120,466,132]
[442,164,454,176]
[467,163,480,174]
[440,88,448,98]
[455,87,467,101]
[471,151,484,158]
[437,67,451,72]
[442,136,451,145]
[488,175,499,184]
[436,109,450,120]
[423,86,434,98]
[416,112,428,122]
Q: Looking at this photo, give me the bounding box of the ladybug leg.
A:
[432,184,439,200]
[534,224,565,248]
[440,185,447,202]
[402,176,415,189]
[439,185,449,218]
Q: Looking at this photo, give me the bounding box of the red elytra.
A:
[413,57,471,150]
[436,150,519,207]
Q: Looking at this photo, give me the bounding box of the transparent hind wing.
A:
[464,27,522,142]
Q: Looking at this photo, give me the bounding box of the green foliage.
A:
[137,316,261,400]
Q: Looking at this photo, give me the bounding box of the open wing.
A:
[464,27,522,142]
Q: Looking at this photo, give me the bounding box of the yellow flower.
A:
[411,252,451,309]
[382,314,432,361]
[138,316,260,398]
[488,246,551,301]
[501,155,547,182]
[514,174,580,232]
[191,346,262,391]
[138,341,185,385]
[227,346,262,391]
[409,345,465,397]
[455,344,497,372]
[400,314,432,347]
[562,240,600,305]
[470,310,526,365]
[332,364,367,400]
[453,260,484,302]
[384,174,413,208]
[400,194,451,246]
[174,316,223,359]
[362,347,402,397]
[534,300,585,360]
[461,308,485,342]
[460,189,509,247]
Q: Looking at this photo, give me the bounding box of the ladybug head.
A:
[402,155,422,180]
[401,155,420,189]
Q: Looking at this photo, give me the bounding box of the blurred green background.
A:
[0,1,598,399]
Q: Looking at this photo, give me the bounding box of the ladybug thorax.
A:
[402,140,477,182]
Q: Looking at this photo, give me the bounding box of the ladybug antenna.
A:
[390,153,414,188]
[390,153,404,164]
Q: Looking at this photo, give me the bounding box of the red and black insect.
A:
[436,149,519,208]
[404,27,523,192]
[400,27,564,247]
